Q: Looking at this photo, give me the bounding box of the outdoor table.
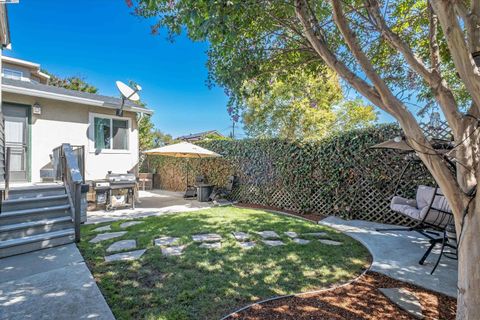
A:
[196,183,214,202]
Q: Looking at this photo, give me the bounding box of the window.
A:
[93,116,129,151]
[2,68,23,80]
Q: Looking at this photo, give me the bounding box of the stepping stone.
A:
[199,242,222,249]
[161,245,186,257]
[293,238,310,244]
[303,232,327,237]
[106,240,136,253]
[154,236,180,246]
[89,231,127,243]
[262,240,285,247]
[192,233,222,243]
[257,231,280,239]
[319,239,342,246]
[93,225,111,232]
[105,249,146,262]
[120,221,143,228]
[284,231,298,238]
[232,231,250,241]
[379,288,424,319]
[238,241,256,249]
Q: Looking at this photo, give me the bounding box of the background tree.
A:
[152,129,175,147]
[138,114,174,172]
[130,0,480,317]
[242,67,376,139]
[138,114,157,151]
[42,70,98,93]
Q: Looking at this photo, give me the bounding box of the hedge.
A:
[148,124,434,224]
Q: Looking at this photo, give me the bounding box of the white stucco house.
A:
[1,56,153,183]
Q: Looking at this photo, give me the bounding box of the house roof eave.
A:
[3,83,154,115]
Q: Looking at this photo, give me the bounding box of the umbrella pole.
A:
[185,159,188,190]
[186,159,190,188]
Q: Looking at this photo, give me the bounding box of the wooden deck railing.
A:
[52,144,86,242]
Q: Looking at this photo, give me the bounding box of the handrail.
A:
[4,146,11,200]
[52,143,85,242]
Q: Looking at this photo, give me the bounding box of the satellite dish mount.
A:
[115,81,142,116]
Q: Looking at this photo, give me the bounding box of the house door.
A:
[3,104,29,182]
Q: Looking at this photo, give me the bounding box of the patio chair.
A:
[209,176,236,204]
[379,185,457,273]
[184,175,206,198]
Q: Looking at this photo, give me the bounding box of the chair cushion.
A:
[391,203,423,221]
[391,196,417,207]
[419,206,452,227]
[416,185,436,209]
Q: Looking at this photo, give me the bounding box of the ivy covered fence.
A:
[148,124,434,225]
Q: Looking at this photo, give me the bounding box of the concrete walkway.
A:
[86,190,213,224]
[320,216,457,298]
[0,244,114,320]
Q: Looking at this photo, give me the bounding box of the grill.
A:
[94,172,137,210]
[106,172,136,186]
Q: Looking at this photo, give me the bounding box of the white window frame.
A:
[88,112,131,154]
[2,68,24,80]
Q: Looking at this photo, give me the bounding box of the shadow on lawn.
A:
[80,207,369,320]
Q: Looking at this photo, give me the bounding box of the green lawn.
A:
[79,207,370,320]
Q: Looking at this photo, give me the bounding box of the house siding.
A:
[2,92,139,182]
[2,61,46,84]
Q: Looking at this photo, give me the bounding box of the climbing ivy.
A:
[150,124,433,220]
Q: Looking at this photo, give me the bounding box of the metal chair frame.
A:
[377,185,457,273]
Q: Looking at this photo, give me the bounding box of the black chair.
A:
[378,185,457,273]
[209,176,236,202]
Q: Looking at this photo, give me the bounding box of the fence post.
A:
[74,183,81,242]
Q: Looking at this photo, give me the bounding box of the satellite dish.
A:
[115,80,142,116]
[116,81,141,101]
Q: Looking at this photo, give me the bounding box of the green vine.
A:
[149,124,433,219]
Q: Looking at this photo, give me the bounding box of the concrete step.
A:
[0,216,73,241]
[0,228,75,258]
[0,204,71,225]
[7,184,66,200]
[2,194,69,211]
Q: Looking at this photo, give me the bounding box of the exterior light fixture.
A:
[32,102,41,115]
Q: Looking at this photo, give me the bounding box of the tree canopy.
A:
[42,70,98,94]
[241,67,376,139]
[129,0,466,118]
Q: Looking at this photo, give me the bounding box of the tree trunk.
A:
[457,194,480,319]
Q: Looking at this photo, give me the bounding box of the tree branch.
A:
[431,0,480,114]
[469,0,480,51]
[364,0,462,137]
[428,3,440,71]
[294,0,384,110]
[328,0,467,219]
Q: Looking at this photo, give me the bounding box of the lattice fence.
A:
[152,123,450,226]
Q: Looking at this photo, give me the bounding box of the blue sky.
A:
[6,0,235,138]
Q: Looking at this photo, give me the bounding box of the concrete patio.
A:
[320,216,457,298]
[86,189,214,224]
[0,244,114,320]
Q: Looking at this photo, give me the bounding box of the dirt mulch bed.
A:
[227,271,456,320]
[235,202,326,223]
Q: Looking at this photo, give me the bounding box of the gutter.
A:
[2,84,154,115]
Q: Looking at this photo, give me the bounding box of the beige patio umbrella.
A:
[144,142,222,188]
[144,142,221,158]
